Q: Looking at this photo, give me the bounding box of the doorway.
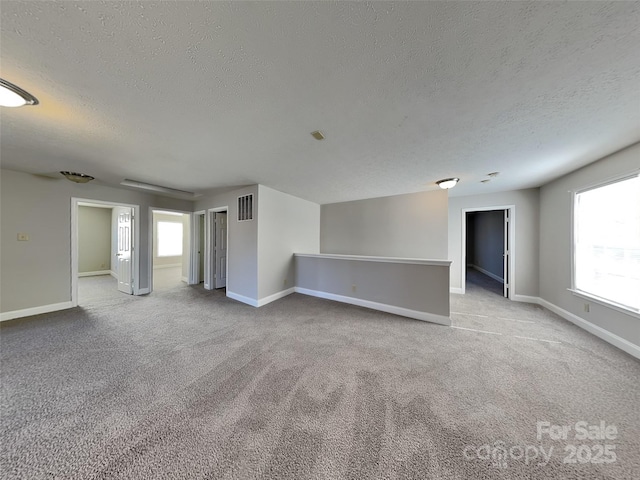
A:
[150,209,190,293]
[71,198,140,307]
[461,206,514,299]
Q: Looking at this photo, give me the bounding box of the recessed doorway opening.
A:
[150,209,190,293]
[461,205,515,299]
[71,198,141,307]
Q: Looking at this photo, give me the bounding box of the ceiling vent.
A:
[238,194,253,222]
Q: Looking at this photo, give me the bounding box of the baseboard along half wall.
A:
[0,301,74,322]
[294,287,451,326]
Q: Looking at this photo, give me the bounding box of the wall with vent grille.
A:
[238,194,253,221]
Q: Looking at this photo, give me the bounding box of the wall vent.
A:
[238,194,254,222]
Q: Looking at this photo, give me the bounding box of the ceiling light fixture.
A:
[436,178,459,189]
[60,171,95,183]
[120,179,198,197]
[0,78,39,107]
[311,130,325,140]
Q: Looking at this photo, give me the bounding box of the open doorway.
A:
[71,198,140,307]
[462,206,514,299]
[150,210,190,293]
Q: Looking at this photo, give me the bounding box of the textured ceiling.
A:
[1,1,639,204]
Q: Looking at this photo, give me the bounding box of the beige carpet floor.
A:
[1,271,638,479]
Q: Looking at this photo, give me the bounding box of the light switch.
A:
[17,233,29,241]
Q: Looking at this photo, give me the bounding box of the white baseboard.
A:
[257,287,295,307]
[181,276,188,283]
[153,263,181,269]
[470,265,504,283]
[1,301,74,322]
[538,298,640,360]
[450,287,464,295]
[227,291,259,307]
[78,270,111,277]
[294,287,450,326]
[512,294,540,304]
[110,271,118,279]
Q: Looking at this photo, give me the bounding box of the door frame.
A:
[461,204,515,299]
[147,207,193,294]
[71,198,141,307]
[189,210,206,285]
[206,206,229,290]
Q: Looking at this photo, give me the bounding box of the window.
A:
[157,221,183,257]
[573,174,640,312]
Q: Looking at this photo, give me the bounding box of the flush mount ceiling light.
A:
[60,171,95,183]
[120,179,198,197]
[436,178,459,189]
[0,78,39,107]
[310,130,325,140]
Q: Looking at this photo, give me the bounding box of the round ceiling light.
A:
[0,78,39,107]
[60,171,95,184]
[436,178,459,189]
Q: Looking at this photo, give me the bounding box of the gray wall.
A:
[78,206,112,273]
[194,185,259,301]
[449,188,540,296]
[295,255,450,319]
[539,142,640,347]
[468,210,504,281]
[257,185,320,300]
[0,169,193,313]
[321,189,448,259]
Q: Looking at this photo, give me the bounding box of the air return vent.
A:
[238,194,254,221]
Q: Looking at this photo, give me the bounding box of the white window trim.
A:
[570,169,640,319]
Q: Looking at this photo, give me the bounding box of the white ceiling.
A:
[1,1,639,204]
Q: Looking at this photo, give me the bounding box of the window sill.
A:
[568,289,640,319]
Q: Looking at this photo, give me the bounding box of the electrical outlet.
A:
[351,284,357,293]
[17,233,29,241]
[584,303,590,313]
[283,278,287,286]
[100,263,105,269]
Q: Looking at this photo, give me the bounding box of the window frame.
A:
[570,170,640,318]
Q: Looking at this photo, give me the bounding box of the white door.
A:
[115,207,133,294]
[198,214,205,283]
[503,209,510,298]
[214,212,227,288]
